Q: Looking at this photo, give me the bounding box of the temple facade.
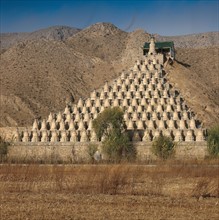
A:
[15,38,205,143]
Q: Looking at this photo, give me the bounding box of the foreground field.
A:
[0,163,218,219]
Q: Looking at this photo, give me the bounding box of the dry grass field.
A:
[0,162,218,219]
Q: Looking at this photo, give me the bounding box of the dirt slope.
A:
[0,38,119,126]
[165,59,219,128]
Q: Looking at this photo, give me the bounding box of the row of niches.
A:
[31,116,200,132]
[63,104,189,118]
[124,111,196,122]
[16,128,205,143]
[112,74,165,87]
[76,77,180,101]
[51,108,193,122]
[135,58,162,66]
[75,94,180,111]
[93,78,170,95]
[45,107,193,125]
[88,85,173,100]
[125,118,200,130]
[88,79,176,99]
[71,98,185,112]
[120,69,162,78]
[45,104,195,123]
[48,110,196,123]
[130,129,205,142]
[96,69,166,85]
[109,71,164,84]
[133,62,162,72]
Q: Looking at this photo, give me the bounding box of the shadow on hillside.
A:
[175,60,191,68]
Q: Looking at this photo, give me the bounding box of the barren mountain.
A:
[0,23,218,128]
[67,23,128,61]
[0,26,80,52]
[157,32,219,48]
[0,39,120,126]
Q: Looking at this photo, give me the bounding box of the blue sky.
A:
[1,0,218,36]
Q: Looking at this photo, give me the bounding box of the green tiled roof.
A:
[143,41,174,49]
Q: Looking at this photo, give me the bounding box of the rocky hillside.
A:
[0,39,120,126]
[0,26,80,52]
[0,23,218,128]
[157,32,219,48]
[66,23,128,61]
[166,47,219,127]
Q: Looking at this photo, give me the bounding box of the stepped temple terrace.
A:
[14,37,205,145]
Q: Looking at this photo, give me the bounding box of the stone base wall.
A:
[136,142,207,161]
[7,141,207,163]
[8,143,93,163]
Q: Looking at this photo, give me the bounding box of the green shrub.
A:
[207,125,219,158]
[102,131,135,162]
[0,136,10,162]
[93,107,135,162]
[151,135,175,160]
[93,107,126,139]
[87,143,98,163]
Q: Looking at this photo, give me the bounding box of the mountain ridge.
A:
[0,25,81,51]
[1,23,218,51]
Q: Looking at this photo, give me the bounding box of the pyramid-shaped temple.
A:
[16,37,206,143]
